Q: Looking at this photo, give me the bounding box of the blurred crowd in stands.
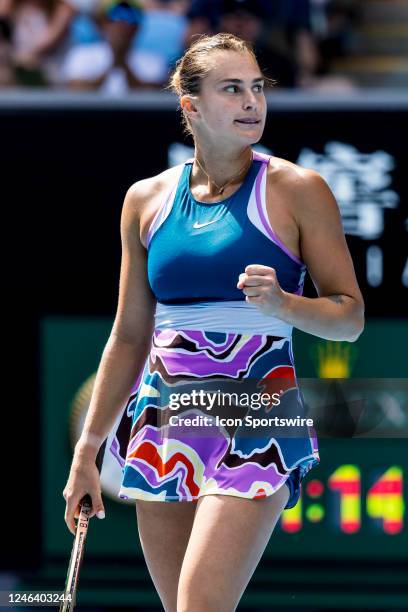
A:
[0,0,359,92]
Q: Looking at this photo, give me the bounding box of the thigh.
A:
[177,484,290,612]
[135,499,198,612]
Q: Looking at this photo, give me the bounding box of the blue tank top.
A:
[147,151,306,305]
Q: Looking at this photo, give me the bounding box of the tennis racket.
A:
[60,438,107,612]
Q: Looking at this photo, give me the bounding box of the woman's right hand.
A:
[62,448,106,535]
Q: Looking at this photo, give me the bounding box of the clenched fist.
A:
[237,264,288,317]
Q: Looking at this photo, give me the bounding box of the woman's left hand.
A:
[237,264,288,317]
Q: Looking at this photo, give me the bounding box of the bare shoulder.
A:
[123,163,184,219]
[267,156,331,193]
[266,156,339,220]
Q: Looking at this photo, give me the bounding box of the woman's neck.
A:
[191,146,253,197]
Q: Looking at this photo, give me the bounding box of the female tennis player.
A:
[63,33,364,611]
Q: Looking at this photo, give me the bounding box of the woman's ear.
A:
[180,95,199,116]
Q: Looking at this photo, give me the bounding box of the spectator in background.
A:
[311,0,359,70]
[184,0,320,88]
[130,0,189,86]
[303,0,359,89]
[4,0,105,87]
[0,0,12,19]
[0,16,16,85]
[9,0,77,85]
[62,0,147,93]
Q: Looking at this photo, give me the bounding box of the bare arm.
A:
[277,171,364,341]
[63,180,157,532]
[77,181,156,455]
[238,170,364,342]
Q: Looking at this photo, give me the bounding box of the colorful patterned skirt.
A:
[114,328,320,510]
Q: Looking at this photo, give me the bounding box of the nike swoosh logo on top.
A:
[193,220,220,229]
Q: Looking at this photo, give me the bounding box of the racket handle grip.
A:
[80,493,92,507]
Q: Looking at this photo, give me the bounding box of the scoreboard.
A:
[274,439,406,560]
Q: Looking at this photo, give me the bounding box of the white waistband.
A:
[154,300,292,337]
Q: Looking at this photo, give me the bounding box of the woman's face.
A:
[190,50,267,147]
